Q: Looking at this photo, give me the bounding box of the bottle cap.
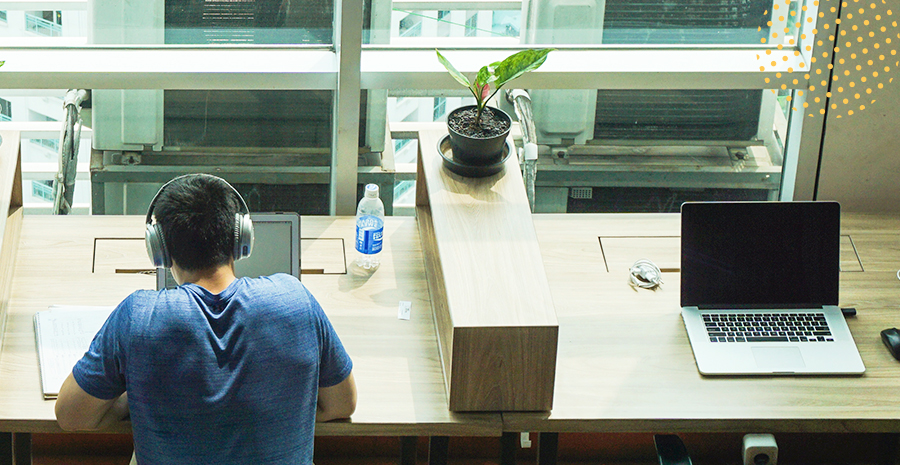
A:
[364,183,379,198]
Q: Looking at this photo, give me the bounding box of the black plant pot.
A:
[447,105,512,166]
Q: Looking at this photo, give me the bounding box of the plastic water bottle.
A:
[355,184,385,269]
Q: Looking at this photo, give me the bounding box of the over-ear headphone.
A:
[145,174,254,268]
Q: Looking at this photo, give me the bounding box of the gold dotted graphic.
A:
[756,0,899,118]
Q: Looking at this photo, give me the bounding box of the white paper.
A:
[34,305,115,399]
[397,301,411,320]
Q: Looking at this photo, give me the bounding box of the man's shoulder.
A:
[118,289,159,312]
[261,272,302,285]
[246,273,308,294]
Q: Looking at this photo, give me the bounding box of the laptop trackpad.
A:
[751,347,806,372]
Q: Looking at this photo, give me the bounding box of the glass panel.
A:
[0,91,70,164]
[0,10,87,40]
[163,90,333,149]
[1,91,96,214]
[25,11,64,37]
[597,0,770,44]
[377,9,518,43]
[591,90,762,140]
[0,98,11,121]
[384,87,787,213]
[0,0,818,47]
[1,89,338,215]
[24,180,91,210]
[0,1,335,45]
[371,0,815,46]
[164,0,334,44]
[89,89,336,214]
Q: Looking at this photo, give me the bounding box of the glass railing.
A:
[25,13,63,37]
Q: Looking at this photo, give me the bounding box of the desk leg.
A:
[879,433,900,465]
[13,434,30,465]
[0,433,31,465]
[0,433,10,465]
[400,436,417,465]
[537,432,558,465]
[500,432,518,465]
[428,436,449,465]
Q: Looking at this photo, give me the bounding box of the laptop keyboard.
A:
[703,312,834,343]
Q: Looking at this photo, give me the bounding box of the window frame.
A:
[0,0,839,213]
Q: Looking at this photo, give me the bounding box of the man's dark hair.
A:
[152,174,241,271]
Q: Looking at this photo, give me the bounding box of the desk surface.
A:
[504,212,900,434]
[0,215,500,436]
[5,212,900,436]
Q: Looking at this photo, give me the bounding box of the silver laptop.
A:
[156,212,301,290]
[680,201,865,375]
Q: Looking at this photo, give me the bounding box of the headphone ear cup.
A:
[145,223,172,268]
[234,213,254,260]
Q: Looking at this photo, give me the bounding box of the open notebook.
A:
[34,305,115,399]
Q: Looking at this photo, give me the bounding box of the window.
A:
[25,11,62,37]
[0,10,8,23]
[0,0,841,216]
[32,180,54,202]
[433,97,446,121]
[436,10,451,36]
[29,111,59,152]
[464,13,477,37]
[165,0,333,44]
[0,98,10,122]
[394,138,412,152]
[399,13,422,37]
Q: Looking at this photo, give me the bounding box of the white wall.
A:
[816,5,900,212]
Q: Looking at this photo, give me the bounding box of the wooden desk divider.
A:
[415,129,558,412]
[0,131,24,347]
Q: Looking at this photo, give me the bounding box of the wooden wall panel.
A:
[0,131,23,349]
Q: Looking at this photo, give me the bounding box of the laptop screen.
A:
[157,212,300,290]
[680,201,840,309]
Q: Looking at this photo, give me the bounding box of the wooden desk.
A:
[0,215,500,462]
[503,212,900,437]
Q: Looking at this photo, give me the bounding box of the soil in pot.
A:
[448,106,511,138]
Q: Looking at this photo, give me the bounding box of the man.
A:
[55,174,356,464]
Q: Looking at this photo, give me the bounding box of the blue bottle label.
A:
[355,215,384,254]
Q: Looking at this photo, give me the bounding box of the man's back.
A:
[73,274,352,465]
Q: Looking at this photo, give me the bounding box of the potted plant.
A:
[436,48,552,168]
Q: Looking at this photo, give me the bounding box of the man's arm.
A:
[316,371,357,422]
[55,372,129,431]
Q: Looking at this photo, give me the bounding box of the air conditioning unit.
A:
[521,0,772,146]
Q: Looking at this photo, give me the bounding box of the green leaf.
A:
[492,48,553,89]
[475,65,493,89]
[435,50,471,89]
[0,61,5,68]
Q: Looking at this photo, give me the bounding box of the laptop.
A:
[156,212,301,290]
[680,201,865,375]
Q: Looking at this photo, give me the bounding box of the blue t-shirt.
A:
[72,274,353,465]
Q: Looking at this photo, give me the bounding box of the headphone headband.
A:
[145,173,250,224]
[145,173,254,268]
